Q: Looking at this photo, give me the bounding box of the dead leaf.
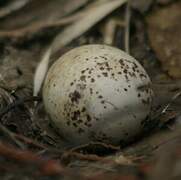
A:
[147,1,181,78]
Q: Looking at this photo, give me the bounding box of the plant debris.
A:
[0,0,181,179]
[147,1,181,78]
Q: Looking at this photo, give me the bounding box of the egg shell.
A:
[43,44,153,145]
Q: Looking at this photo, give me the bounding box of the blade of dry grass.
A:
[52,0,127,54]
[33,0,127,96]
[0,0,30,18]
[33,48,51,97]
[124,0,131,53]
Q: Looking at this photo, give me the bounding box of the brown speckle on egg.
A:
[91,78,95,83]
[102,72,108,77]
[69,91,81,104]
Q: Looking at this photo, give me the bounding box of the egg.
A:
[43,44,153,146]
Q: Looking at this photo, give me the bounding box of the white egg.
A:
[43,44,153,146]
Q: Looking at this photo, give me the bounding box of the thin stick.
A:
[124,0,131,53]
[161,91,181,114]
[0,124,26,149]
[151,91,181,122]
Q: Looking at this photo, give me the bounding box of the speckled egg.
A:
[43,44,153,146]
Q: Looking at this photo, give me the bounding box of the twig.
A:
[0,142,65,176]
[0,124,26,149]
[14,133,47,149]
[153,133,181,150]
[62,152,107,163]
[68,141,120,154]
[161,91,181,114]
[124,0,131,53]
[151,91,181,122]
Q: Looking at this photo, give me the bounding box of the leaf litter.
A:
[0,0,181,179]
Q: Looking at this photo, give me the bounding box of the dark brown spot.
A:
[129,72,136,78]
[86,114,91,122]
[98,95,103,99]
[81,107,86,112]
[90,88,93,94]
[123,69,128,74]
[99,56,106,59]
[107,67,112,71]
[70,82,74,86]
[142,99,149,105]
[73,123,78,127]
[95,117,99,121]
[71,110,80,121]
[119,59,125,66]
[78,120,83,124]
[133,62,138,68]
[77,83,86,90]
[81,70,85,74]
[140,73,147,78]
[105,62,109,67]
[125,65,129,69]
[124,88,128,91]
[80,75,86,82]
[125,74,129,81]
[69,91,81,104]
[91,78,95,82]
[102,72,108,77]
